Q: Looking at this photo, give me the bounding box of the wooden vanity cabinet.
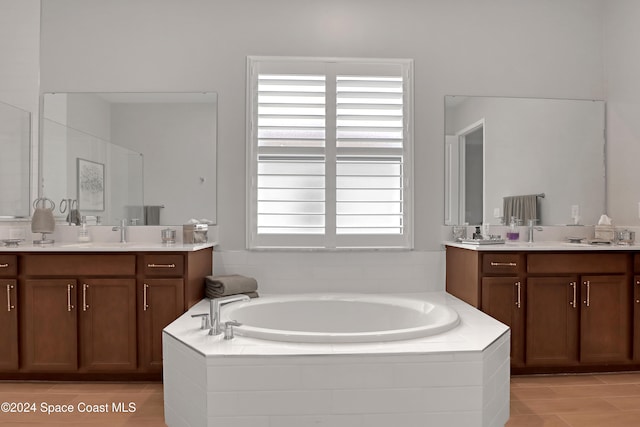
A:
[633,254,640,361]
[21,254,137,373]
[0,255,19,371]
[527,254,631,366]
[525,276,579,366]
[138,254,185,372]
[2,247,211,379]
[446,246,634,374]
[22,279,79,372]
[479,253,526,366]
[79,278,137,372]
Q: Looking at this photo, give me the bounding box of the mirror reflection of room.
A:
[444,96,605,226]
[40,92,218,226]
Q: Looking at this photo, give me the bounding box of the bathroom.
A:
[1,0,640,426]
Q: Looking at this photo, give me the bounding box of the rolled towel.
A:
[205,274,258,298]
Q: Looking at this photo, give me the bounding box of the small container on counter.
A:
[161,228,176,244]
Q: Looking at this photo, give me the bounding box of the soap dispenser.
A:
[472,226,483,240]
[506,217,520,241]
[78,215,91,242]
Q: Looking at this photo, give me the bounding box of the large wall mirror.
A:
[40,92,217,226]
[0,100,30,219]
[445,96,605,226]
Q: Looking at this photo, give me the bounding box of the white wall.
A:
[603,1,640,225]
[39,0,605,292]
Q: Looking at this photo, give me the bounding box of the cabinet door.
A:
[140,279,184,371]
[79,278,137,371]
[481,277,525,366]
[635,276,640,361]
[580,275,631,363]
[0,280,18,370]
[22,279,78,372]
[526,276,579,366]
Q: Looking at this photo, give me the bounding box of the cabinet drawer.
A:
[528,253,627,274]
[483,253,521,275]
[0,255,17,277]
[142,254,184,277]
[23,254,136,276]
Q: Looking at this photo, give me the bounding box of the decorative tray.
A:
[460,239,505,245]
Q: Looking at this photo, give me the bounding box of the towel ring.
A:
[33,197,55,211]
[60,198,77,213]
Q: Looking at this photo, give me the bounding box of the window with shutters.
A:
[246,57,413,249]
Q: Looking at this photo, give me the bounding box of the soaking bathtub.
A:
[163,292,510,427]
[221,293,460,343]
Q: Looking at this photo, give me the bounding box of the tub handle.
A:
[191,313,211,330]
[224,321,241,340]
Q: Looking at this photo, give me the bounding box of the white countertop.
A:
[0,241,215,252]
[445,240,637,251]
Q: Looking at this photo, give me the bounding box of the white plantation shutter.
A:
[247,57,413,249]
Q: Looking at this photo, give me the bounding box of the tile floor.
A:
[1,373,640,426]
[0,381,165,426]
[508,372,640,426]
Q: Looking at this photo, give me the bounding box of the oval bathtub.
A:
[220,293,460,343]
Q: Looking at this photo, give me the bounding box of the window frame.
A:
[246,56,414,250]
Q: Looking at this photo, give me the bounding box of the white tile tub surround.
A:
[213,250,446,294]
[163,293,510,427]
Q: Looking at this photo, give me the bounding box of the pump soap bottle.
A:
[506,217,520,241]
[78,215,91,242]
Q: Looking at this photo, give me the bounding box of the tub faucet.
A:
[209,294,250,336]
[112,219,128,243]
[527,219,543,243]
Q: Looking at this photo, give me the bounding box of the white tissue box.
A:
[595,225,615,241]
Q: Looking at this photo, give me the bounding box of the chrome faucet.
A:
[112,219,128,243]
[527,219,543,243]
[209,294,250,336]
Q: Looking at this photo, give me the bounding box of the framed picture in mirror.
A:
[77,158,105,211]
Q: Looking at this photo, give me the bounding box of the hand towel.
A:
[503,194,539,224]
[205,274,258,298]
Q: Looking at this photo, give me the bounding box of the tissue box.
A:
[595,225,615,241]
[183,223,208,244]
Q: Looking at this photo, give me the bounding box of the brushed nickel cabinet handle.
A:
[570,282,577,308]
[143,283,149,311]
[82,284,89,311]
[515,282,521,308]
[490,262,517,267]
[67,284,74,312]
[147,263,176,268]
[6,284,14,312]
[0,263,9,268]
[583,281,590,307]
